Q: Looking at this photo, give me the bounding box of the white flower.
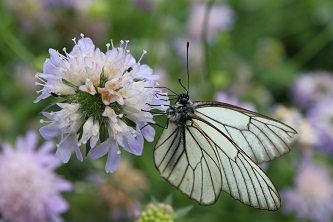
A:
[35,34,169,172]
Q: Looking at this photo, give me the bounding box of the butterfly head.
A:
[178,93,190,105]
[168,93,195,125]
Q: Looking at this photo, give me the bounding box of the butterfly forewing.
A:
[194,101,297,164]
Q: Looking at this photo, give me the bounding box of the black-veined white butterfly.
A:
[152,43,297,210]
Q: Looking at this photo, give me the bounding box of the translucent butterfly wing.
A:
[194,101,297,164]
[154,118,281,209]
[154,121,222,205]
[190,117,280,209]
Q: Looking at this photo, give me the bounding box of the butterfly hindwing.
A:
[190,117,281,210]
[154,120,222,205]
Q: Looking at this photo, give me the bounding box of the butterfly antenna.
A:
[177,42,191,95]
[186,41,190,95]
[178,77,188,94]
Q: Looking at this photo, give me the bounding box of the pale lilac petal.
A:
[42,111,55,119]
[40,124,61,140]
[49,49,66,69]
[56,133,76,163]
[33,93,49,103]
[139,124,155,142]
[37,73,62,82]
[73,137,83,162]
[43,59,62,76]
[105,144,121,173]
[89,139,112,159]
[78,37,95,52]
[121,134,143,156]
[47,195,69,214]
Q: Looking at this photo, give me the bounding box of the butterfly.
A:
[153,43,297,210]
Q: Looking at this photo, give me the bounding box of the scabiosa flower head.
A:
[308,99,333,154]
[0,131,72,222]
[281,161,333,222]
[291,72,333,108]
[34,34,168,173]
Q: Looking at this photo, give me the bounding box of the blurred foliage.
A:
[1,0,333,221]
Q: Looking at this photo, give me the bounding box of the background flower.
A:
[308,99,333,154]
[291,72,333,108]
[281,160,333,222]
[272,105,318,147]
[0,131,72,222]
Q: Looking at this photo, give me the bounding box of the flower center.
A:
[76,90,106,120]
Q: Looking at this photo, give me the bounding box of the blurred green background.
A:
[1,0,333,221]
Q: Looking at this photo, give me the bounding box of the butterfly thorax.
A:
[168,93,195,125]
